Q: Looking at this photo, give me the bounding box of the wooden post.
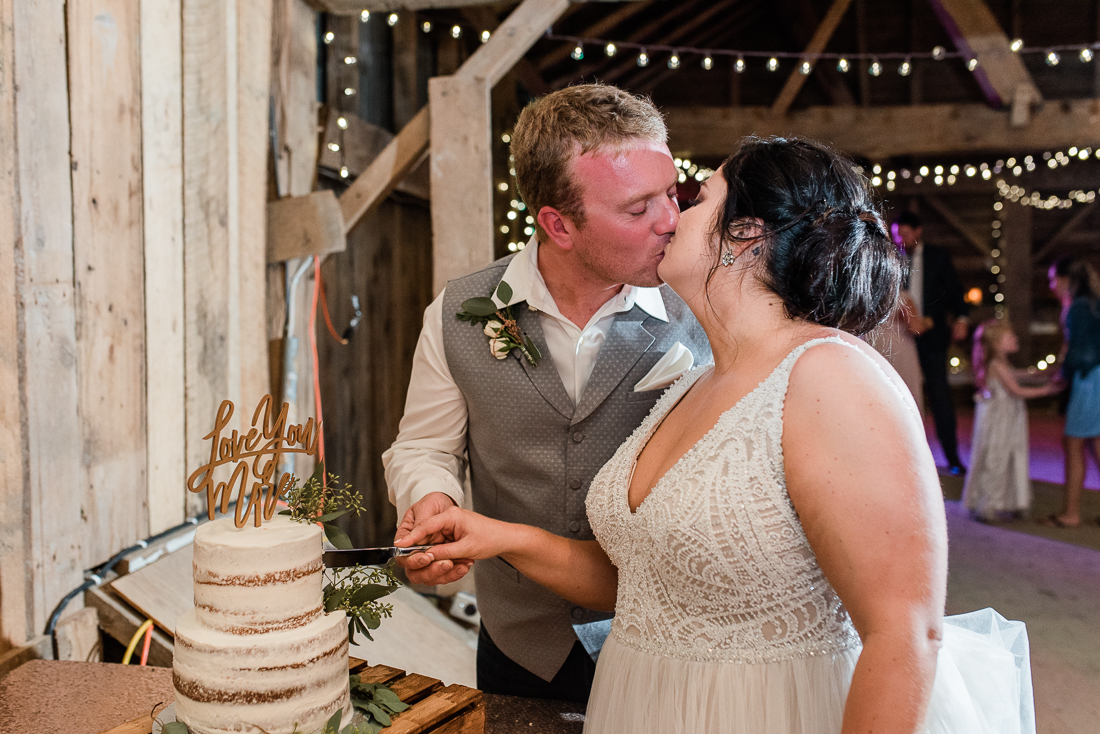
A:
[69,0,149,563]
[429,74,493,296]
[141,0,187,535]
[10,0,86,636]
[1000,200,1034,360]
[392,8,420,129]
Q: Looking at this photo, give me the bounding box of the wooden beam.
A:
[922,195,991,256]
[456,0,570,88]
[311,0,638,13]
[141,0,187,536]
[268,191,347,262]
[927,0,1042,110]
[1033,201,1097,264]
[461,6,550,96]
[339,105,430,234]
[771,0,853,117]
[665,99,1100,159]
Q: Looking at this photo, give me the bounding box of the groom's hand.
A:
[394,492,473,585]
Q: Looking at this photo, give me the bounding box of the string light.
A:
[800,60,812,74]
[451,25,461,38]
[932,45,947,60]
[767,57,779,71]
[323,31,334,44]
[967,57,979,71]
[837,58,849,72]
[605,43,617,57]
[481,30,491,44]
[343,87,355,96]
[421,21,432,33]
[1010,38,1023,52]
[637,50,649,67]
[702,55,713,70]
[668,52,681,69]
[1081,48,1094,62]
[337,117,348,129]
[387,13,398,26]
[734,55,745,73]
[343,56,356,65]
[1046,50,1060,65]
[868,59,882,76]
[571,44,584,61]
[339,166,349,178]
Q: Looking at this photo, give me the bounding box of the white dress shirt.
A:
[383,240,669,521]
[907,243,924,316]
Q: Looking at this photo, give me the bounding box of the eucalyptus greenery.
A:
[455,280,542,366]
[323,564,399,645]
[279,460,363,550]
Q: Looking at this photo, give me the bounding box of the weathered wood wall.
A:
[0,0,272,652]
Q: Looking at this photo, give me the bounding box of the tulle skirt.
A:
[584,609,1034,734]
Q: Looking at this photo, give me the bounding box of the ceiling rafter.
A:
[771,0,854,116]
[926,0,1042,111]
[538,0,655,70]
[922,194,991,256]
[1033,201,1097,264]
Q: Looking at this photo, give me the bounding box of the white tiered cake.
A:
[173,516,352,734]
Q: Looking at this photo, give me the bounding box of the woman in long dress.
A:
[399,138,1030,733]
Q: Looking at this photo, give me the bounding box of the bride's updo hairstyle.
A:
[713,137,902,336]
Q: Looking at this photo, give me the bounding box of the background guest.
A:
[964,320,1060,523]
[893,212,970,474]
[1042,256,1100,528]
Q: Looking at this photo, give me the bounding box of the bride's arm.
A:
[397,508,619,611]
[783,340,947,734]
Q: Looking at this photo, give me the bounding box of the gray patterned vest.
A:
[441,255,711,681]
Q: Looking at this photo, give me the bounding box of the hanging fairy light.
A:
[702,55,713,70]
[668,52,681,69]
[386,13,398,26]
[421,21,432,33]
[1046,50,1060,65]
[1010,38,1023,52]
[360,10,369,22]
[800,59,812,74]
[836,57,850,72]
[868,59,882,76]
[323,31,334,44]
[605,42,617,57]
[898,58,912,76]
[967,57,979,71]
[637,50,649,67]
[767,56,779,71]
[734,55,745,73]
[336,116,348,130]
[571,44,584,61]
[932,45,947,60]
[1081,48,1094,62]
[481,30,491,44]
[451,25,461,39]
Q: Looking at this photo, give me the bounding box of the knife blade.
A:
[321,546,434,568]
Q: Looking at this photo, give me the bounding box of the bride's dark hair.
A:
[711,136,902,336]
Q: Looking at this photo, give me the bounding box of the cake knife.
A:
[321,546,434,568]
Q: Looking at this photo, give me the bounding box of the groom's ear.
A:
[537,207,576,252]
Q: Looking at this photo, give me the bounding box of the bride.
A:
[398,137,1031,734]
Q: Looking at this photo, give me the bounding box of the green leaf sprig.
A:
[278,460,363,549]
[323,564,400,646]
[345,675,410,733]
[455,280,542,366]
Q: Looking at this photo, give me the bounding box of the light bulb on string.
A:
[481,30,490,43]
[837,58,849,72]
[800,60,812,75]
[337,116,348,129]
[734,55,746,73]
[344,56,356,65]
[967,57,979,71]
[932,45,947,60]
[637,50,649,67]
[1010,38,1023,52]
[421,21,432,33]
[1046,50,1060,65]
[1081,48,1094,62]
[767,57,779,71]
[339,166,349,178]
[702,56,713,70]
[360,10,369,22]
[571,44,584,61]
[387,13,398,26]
[605,43,616,57]
[323,31,334,44]
[451,25,461,39]
[868,59,882,76]
[668,52,680,69]
[898,59,912,76]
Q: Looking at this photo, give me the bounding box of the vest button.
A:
[572,431,584,442]
[570,479,582,490]
[571,607,584,620]
[569,521,581,532]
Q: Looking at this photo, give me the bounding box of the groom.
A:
[383,84,710,702]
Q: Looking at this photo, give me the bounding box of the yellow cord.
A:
[123,619,153,665]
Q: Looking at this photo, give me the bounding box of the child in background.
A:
[964,320,1062,522]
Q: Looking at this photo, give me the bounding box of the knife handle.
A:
[392,545,434,557]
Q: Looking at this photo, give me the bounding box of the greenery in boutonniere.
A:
[456,280,542,366]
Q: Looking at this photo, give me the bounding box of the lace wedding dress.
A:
[585,337,1035,734]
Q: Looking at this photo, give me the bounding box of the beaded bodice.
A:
[586,337,862,665]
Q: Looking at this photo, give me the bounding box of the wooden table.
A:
[0,660,585,734]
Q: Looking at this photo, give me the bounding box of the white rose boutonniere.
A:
[456,280,542,366]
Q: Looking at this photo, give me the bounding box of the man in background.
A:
[894,211,970,474]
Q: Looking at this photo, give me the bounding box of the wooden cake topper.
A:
[186,395,319,528]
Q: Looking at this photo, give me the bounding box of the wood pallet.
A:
[349,657,484,734]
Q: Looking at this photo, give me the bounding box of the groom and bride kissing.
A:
[383,84,1032,733]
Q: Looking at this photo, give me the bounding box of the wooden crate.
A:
[349,657,485,734]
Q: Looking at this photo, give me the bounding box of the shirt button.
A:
[572,431,584,442]
[569,521,581,532]
[570,479,582,490]
[571,607,584,620]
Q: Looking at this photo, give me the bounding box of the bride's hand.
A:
[396,507,513,574]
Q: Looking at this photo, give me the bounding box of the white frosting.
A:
[192,516,324,634]
[173,515,351,734]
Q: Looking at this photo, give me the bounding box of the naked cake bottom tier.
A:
[173,607,351,734]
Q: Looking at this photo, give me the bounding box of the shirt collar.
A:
[492,236,668,323]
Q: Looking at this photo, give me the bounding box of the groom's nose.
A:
[655,195,679,235]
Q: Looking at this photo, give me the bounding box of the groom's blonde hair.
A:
[511,84,667,239]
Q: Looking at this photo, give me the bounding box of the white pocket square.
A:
[633,342,695,392]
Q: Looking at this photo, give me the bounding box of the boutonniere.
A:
[456,280,542,366]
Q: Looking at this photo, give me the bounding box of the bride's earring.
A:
[720,249,736,267]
